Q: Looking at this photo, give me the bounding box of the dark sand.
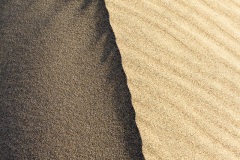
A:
[0,0,144,159]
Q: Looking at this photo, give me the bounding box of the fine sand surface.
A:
[0,1,144,159]
[106,0,240,159]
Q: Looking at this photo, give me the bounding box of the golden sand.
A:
[106,0,240,159]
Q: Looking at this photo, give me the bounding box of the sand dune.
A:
[106,0,240,159]
[0,1,143,159]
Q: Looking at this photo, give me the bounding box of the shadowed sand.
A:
[0,0,144,159]
[106,0,240,159]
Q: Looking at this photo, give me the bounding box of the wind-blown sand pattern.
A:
[106,0,240,159]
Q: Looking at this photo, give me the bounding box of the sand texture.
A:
[0,1,144,159]
[106,0,240,159]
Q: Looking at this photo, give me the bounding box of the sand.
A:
[106,0,240,159]
[0,1,143,159]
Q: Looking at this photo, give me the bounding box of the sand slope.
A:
[0,1,143,159]
[106,0,240,159]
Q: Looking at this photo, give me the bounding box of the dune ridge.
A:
[106,0,240,159]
